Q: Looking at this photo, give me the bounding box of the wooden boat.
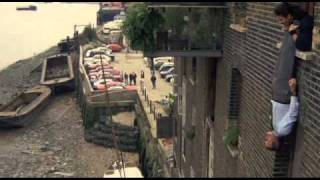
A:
[0,85,51,128]
[40,53,75,90]
[16,5,37,11]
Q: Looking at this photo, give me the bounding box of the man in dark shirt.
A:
[151,74,156,89]
[265,3,314,151]
[274,2,314,52]
[124,73,128,85]
[275,3,314,79]
[132,72,137,86]
[129,72,133,85]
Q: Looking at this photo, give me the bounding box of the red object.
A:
[106,44,123,52]
[88,64,112,70]
[124,85,137,91]
[101,2,124,8]
[89,67,114,74]
[111,69,121,75]
[96,81,123,91]
[112,74,123,82]
[87,62,110,70]
[89,71,111,77]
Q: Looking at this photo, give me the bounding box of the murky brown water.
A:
[0,2,99,70]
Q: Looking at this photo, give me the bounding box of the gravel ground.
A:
[0,46,139,177]
[0,93,138,177]
[0,46,58,105]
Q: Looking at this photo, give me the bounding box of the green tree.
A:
[122,3,165,53]
[78,26,97,45]
[163,8,185,37]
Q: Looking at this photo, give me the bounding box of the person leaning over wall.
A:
[265,2,314,151]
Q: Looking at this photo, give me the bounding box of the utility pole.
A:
[99,53,126,178]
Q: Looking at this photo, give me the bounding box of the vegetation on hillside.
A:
[122,2,164,53]
[78,26,97,45]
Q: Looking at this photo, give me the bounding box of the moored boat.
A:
[16,5,37,11]
[0,85,51,128]
[40,53,75,90]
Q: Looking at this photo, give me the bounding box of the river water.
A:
[0,2,99,70]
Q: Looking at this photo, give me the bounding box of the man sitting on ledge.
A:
[265,79,299,151]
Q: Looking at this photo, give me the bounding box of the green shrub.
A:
[185,126,195,140]
[122,2,164,53]
[78,26,97,45]
[168,93,177,115]
[224,127,239,147]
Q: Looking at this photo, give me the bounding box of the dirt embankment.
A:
[0,46,58,105]
[0,93,138,177]
[0,45,139,178]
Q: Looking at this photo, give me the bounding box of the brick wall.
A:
[238,2,282,177]
[211,2,244,177]
[179,58,208,177]
[174,57,216,177]
[173,57,182,177]
[315,3,320,26]
[214,2,283,177]
[216,1,320,177]
[174,2,320,177]
[295,2,320,177]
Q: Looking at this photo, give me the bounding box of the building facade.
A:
[148,2,320,177]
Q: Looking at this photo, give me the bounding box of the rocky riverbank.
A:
[0,46,140,177]
[0,46,58,105]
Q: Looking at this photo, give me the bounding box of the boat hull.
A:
[40,53,75,92]
[16,5,37,11]
[0,86,51,129]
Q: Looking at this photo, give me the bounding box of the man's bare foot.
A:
[289,78,297,96]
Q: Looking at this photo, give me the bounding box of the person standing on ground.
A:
[129,72,133,85]
[151,74,156,89]
[132,72,137,86]
[124,72,128,85]
[140,70,145,90]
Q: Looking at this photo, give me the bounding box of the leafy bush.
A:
[78,26,97,45]
[162,8,186,37]
[168,93,177,115]
[122,2,164,53]
[224,127,239,147]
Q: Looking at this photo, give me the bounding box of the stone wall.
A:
[135,97,166,177]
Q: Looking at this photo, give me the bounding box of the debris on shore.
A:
[0,46,58,105]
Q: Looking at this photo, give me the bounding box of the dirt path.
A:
[0,93,138,178]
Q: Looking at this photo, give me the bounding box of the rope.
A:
[99,53,126,178]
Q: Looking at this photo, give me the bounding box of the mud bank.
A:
[0,46,58,105]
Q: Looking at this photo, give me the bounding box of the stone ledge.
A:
[295,50,316,61]
[276,42,316,61]
[222,136,239,158]
[227,145,239,158]
[229,24,248,33]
